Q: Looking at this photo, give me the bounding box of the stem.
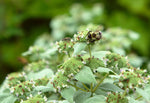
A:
[90,83,93,92]
[135,96,142,100]
[122,88,127,98]
[58,95,62,100]
[68,83,87,92]
[82,83,90,91]
[88,45,92,58]
[67,51,71,58]
[90,83,93,97]
[92,73,109,93]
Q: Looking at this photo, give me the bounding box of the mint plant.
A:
[0,24,150,103]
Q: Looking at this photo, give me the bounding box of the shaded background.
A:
[0,0,150,83]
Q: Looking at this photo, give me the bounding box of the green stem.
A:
[88,45,92,58]
[135,96,142,100]
[67,51,71,58]
[69,83,87,92]
[122,88,127,98]
[90,83,93,97]
[82,83,90,91]
[58,95,62,100]
[92,73,109,93]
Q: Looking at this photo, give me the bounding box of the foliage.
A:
[0,24,150,103]
[1,1,150,85]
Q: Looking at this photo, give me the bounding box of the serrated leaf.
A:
[99,83,124,92]
[61,87,76,103]
[73,90,91,103]
[27,68,54,80]
[73,43,87,56]
[136,87,150,101]
[75,66,96,84]
[83,95,105,103]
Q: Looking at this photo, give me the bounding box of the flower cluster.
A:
[21,95,47,103]
[103,53,129,74]
[74,24,103,44]
[7,72,26,87]
[118,69,149,91]
[56,38,75,55]
[22,46,45,56]
[106,92,128,103]
[24,60,49,72]
[34,77,49,86]
[85,56,105,70]
[10,80,35,97]
[52,57,84,90]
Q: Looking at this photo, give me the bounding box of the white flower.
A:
[71,39,74,42]
[10,88,14,93]
[125,56,128,60]
[143,70,147,72]
[20,99,24,103]
[16,93,19,97]
[38,92,42,95]
[118,82,123,88]
[27,96,30,99]
[107,92,111,95]
[27,88,31,91]
[30,94,33,97]
[21,92,23,95]
[44,96,47,101]
[82,61,86,64]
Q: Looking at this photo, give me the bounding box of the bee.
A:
[87,31,102,43]
[96,31,102,40]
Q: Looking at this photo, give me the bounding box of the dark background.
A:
[0,0,150,83]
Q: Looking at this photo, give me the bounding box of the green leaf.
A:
[112,47,125,56]
[99,83,124,92]
[0,93,10,101]
[27,68,54,80]
[47,94,59,101]
[128,56,143,68]
[83,95,106,103]
[61,87,76,103]
[40,48,57,59]
[0,94,17,103]
[46,81,56,92]
[75,66,96,84]
[136,87,150,101]
[34,86,54,92]
[47,100,70,103]
[128,97,144,103]
[92,51,110,59]
[73,43,87,56]
[73,90,91,103]
[95,89,107,96]
[96,67,116,74]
